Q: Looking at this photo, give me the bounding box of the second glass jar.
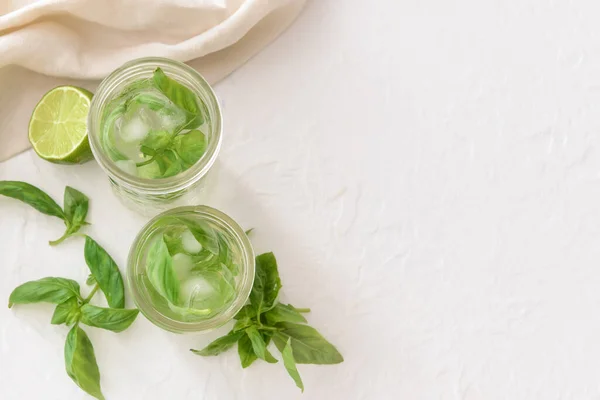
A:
[127,206,255,333]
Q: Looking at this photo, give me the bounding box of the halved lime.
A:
[28,86,94,164]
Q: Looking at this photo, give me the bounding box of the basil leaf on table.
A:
[80,304,139,333]
[8,236,139,399]
[237,333,257,368]
[63,186,89,230]
[84,236,125,309]
[264,303,308,325]
[65,326,104,400]
[191,330,244,356]
[51,297,81,325]
[246,326,278,363]
[282,338,304,392]
[0,181,65,219]
[0,181,91,246]
[146,236,180,304]
[232,316,253,332]
[273,322,344,365]
[8,277,81,308]
[190,250,343,391]
[184,220,219,255]
[173,129,206,166]
[249,252,282,315]
[153,67,203,129]
[234,304,257,320]
[86,274,96,286]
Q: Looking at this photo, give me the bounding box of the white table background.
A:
[3,0,600,399]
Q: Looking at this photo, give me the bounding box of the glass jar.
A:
[127,206,255,333]
[88,57,222,215]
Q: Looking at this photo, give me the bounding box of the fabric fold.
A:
[0,0,305,161]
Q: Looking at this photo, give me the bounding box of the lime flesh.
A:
[28,86,94,164]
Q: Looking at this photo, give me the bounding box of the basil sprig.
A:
[8,238,138,399]
[134,68,207,178]
[0,181,90,245]
[191,252,343,392]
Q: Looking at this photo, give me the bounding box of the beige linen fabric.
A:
[0,0,305,161]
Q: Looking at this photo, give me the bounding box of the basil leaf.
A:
[101,103,129,161]
[84,236,125,309]
[173,130,206,166]
[120,78,154,98]
[262,330,274,346]
[232,317,253,332]
[0,181,65,220]
[80,304,139,333]
[282,338,304,392]
[154,149,183,178]
[191,330,243,356]
[86,274,96,286]
[184,220,219,255]
[8,277,80,308]
[65,326,104,400]
[237,333,257,368]
[140,130,172,153]
[63,186,89,230]
[249,252,282,315]
[245,326,277,363]
[264,303,307,325]
[273,322,343,365]
[168,303,212,318]
[234,304,257,320]
[51,297,81,325]
[139,145,156,158]
[163,230,186,255]
[216,233,236,273]
[133,92,167,111]
[153,68,203,129]
[146,236,180,304]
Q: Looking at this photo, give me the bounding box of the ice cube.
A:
[160,113,186,132]
[114,160,138,176]
[180,276,215,306]
[119,116,149,143]
[181,229,202,254]
[172,253,194,281]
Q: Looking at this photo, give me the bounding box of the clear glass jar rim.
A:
[88,57,223,194]
[127,205,255,333]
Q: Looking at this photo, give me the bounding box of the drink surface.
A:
[100,68,210,179]
[138,214,242,322]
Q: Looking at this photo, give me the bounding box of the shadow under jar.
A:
[88,57,222,215]
[127,206,255,333]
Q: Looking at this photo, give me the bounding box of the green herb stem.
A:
[136,157,156,167]
[49,228,73,246]
[258,326,280,332]
[84,284,100,304]
[295,308,311,313]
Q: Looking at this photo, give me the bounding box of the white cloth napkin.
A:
[0,0,305,161]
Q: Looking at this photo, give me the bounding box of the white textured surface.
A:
[3,0,600,398]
